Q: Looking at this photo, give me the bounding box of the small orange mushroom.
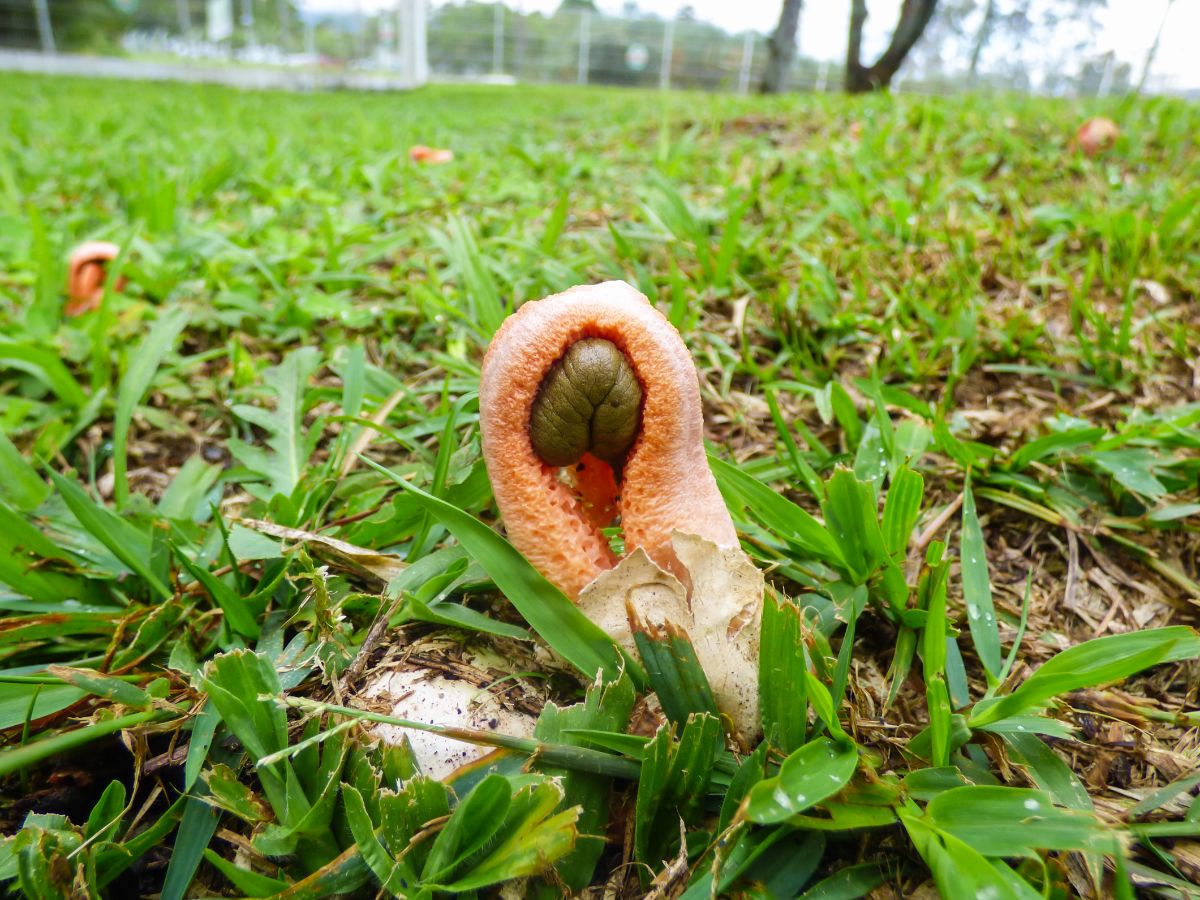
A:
[479,281,737,600]
[1075,117,1119,158]
[66,240,125,317]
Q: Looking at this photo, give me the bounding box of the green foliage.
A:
[228,346,323,502]
[743,737,858,824]
[635,714,723,871]
[758,591,808,754]
[632,621,719,727]
[344,774,578,895]
[1,76,1198,898]
[533,672,637,890]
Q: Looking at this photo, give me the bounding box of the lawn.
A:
[0,73,1198,898]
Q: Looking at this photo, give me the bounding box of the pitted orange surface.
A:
[479,281,737,599]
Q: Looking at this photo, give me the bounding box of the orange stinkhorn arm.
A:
[66,241,124,317]
[479,281,737,600]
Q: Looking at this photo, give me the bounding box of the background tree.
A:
[0,0,124,52]
[760,0,802,94]
[844,0,939,93]
[966,0,997,82]
[908,0,1109,92]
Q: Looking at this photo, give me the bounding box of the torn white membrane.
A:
[359,642,541,782]
[578,532,764,742]
[362,533,763,780]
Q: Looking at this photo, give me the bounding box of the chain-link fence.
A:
[0,0,427,88]
[427,6,774,93]
[0,0,1191,97]
[423,3,1189,98]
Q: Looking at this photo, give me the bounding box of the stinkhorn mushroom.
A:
[1075,117,1119,158]
[480,280,738,600]
[66,241,125,317]
[481,281,763,742]
[409,145,454,165]
[362,281,764,774]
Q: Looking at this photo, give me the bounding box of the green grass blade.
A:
[759,592,808,754]
[174,544,260,639]
[709,455,843,565]
[743,736,858,824]
[112,307,189,507]
[631,620,719,728]
[1003,731,1092,811]
[203,848,290,896]
[882,466,924,557]
[960,479,1002,682]
[45,469,171,600]
[0,434,50,511]
[0,707,168,778]
[0,337,87,408]
[925,786,1118,856]
[362,456,631,683]
[970,627,1200,726]
[160,796,220,900]
[534,673,636,891]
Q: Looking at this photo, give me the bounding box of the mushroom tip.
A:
[480,280,736,601]
[409,145,454,164]
[1076,117,1119,157]
[559,279,649,305]
[67,240,121,267]
[65,240,125,316]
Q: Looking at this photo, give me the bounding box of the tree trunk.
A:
[760,0,803,94]
[845,0,938,93]
[967,0,996,85]
[844,0,869,92]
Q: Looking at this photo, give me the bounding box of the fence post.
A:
[32,0,55,53]
[276,0,290,51]
[1096,51,1115,96]
[398,0,429,86]
[815,59,830,92]
[493,3,504,75]
[737,31,754,94]
[239,0,256,46]
[176,0,192,39]
[577,12,590,85]
[659,18,674,91]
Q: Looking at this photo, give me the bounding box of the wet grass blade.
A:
[534,673,636,891]
[46,469,171,601]
[710,455,843,565]
[970,627,1200,727]
[759,591,808,754]
[1003,731,1092,811]
[925,786,1118,856]
[112,307,189,508]
[960,478,1001,683]
[743,736,858,824]
[631,618,718,727]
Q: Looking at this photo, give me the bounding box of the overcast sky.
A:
[301,0,1200,91]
